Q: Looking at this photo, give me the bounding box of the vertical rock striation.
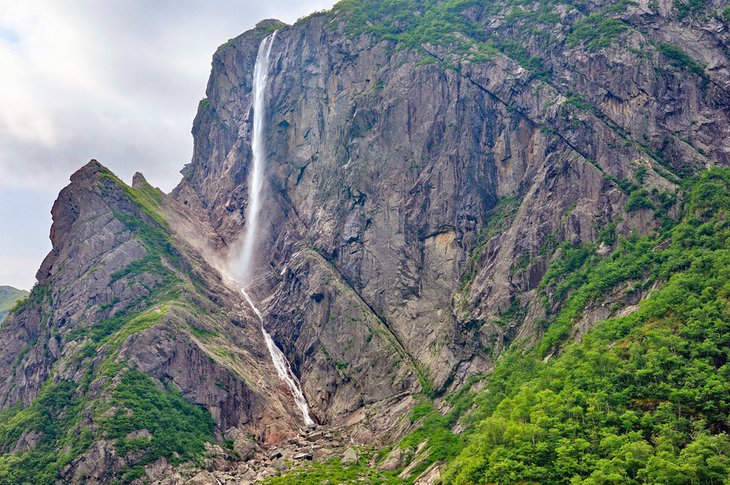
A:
[174,0,728,431]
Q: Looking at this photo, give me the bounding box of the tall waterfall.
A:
[237,32,315,427]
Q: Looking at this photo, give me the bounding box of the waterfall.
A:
[241,289,315,427]
[236,32,315,427]
[237,33,274,284]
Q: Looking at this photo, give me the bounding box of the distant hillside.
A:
[0,286,29,322]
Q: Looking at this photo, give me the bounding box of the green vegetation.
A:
[566,95,597,113]
[189,324,218,339]
[264,453,402,484]
[334,0,498,62]
[0,381,89,485]
[675,0,707,18]
[493,39,550,80]
[566,12,628,51]
[397,382,480,475]
[331,0,502,69]
[0,369,216,485]
[625,188,653,212]
[97,369,215,481]
[444,167,730,482]
[7,282,49,318]
[658,43,706,78]
[0,286,29,322]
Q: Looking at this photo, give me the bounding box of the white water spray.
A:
[237,32,315,427]
[237,33,274,283]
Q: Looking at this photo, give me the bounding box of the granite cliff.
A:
[176,0,727,428]
[1,0,728,483]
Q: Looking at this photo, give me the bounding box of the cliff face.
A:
[1,0,729,482]
[0,162,305,482]
[175,0,729,424]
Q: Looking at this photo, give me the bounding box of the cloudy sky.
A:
[0,0,336,290]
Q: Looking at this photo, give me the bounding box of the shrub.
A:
[675,0,707,18]
[567,13,628,51]
[444,168,730,483]
[98,369,215,471]
[626,188,654,212]
[658,43,705,78]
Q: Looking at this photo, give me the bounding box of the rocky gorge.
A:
[1,0,729,483]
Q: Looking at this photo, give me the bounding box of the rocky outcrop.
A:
[0,161,307,480]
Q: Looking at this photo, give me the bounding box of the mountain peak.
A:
[255,19,286,30]
[131,171,149,189]
[69,159,106,184]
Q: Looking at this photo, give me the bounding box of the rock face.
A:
[0,161,304,480]
[1,0,729,482]
[175,19,426,434]
[174,0,728,426]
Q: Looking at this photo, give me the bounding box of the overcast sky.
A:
[0,0,337,290]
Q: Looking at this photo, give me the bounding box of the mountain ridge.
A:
[1,0,729,482]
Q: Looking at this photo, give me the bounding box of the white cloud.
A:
[0,0,338,191]
[0,0,337,289]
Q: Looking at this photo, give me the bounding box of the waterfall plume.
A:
[233,31,315,427]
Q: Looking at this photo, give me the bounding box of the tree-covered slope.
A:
[444,167,730,483]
